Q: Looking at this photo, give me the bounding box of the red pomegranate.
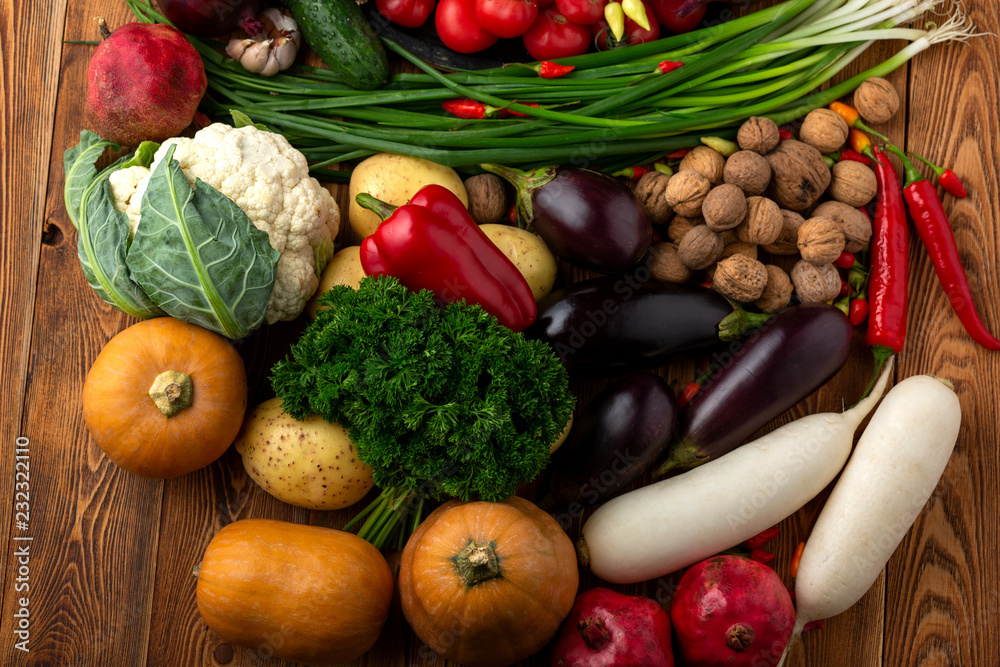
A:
[85,19,206,147]
[550,587,674,666]
[669,555,794,667]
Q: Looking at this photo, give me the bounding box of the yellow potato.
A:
[349,153,468,238]
[307,246,366,319]
[480,224,558,301]
[234,398,374,511]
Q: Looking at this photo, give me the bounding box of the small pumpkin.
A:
[399,496,579,667]
[82,317,247,478]
[195,518,394,665]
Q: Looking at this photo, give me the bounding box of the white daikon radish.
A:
[777,373,961,665]
[578,362,894,585]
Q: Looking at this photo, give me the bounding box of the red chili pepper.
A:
[802,620,825,632]
[538,61,576,78]
[678,381,700,408]
[838,279,850,299]
[886,146,1000,350]
[835,251,855,269]
[909,151,968,198]
[778,129,793,141]
[357,185,537,331]
[749,549,776,565]
[850,296,869,326]
[504,102,540,118]
[611,165,652,179]
[442,98,493,119]
[790,542,805,578]
[839,149,872,166]
[666,147,692,159]
[507,203,519,225]
[657,60,684,74]
[862,146,908,393]
[744,526,780,550]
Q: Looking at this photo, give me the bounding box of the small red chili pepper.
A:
[778,128,793,141]
[838,279,850,299]
[835,251,855,270]
[850,296,869,326]
[839,148,872,166]
[507,203,519,225]
[442,98,494,120]
[504,102,540,118]
[357,185,537,331]
[699,280,713,288]
[909,151,968,198]
[802,620,825,632]
[790,542,805,578]
[744,526,780,550]
[678,381,700,408]
[651,228,662,243]
[666,147,692,159]
[538,61,576,78]
[611,165,652,179]
[749,549,777,565]
[886,145,1000,350]
[657,60,684,74]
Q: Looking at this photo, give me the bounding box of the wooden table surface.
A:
[3,0,1000,665]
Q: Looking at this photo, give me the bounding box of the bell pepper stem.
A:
[355,193,399,222]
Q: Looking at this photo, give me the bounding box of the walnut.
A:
[761,209,806,255]
[854,77,900,125]
[754,265,793,313]
[713,255,768,302]
[737,196,782,245]
[633,171,675,225]
[829,161,877,207]
[719,229,741,245]
[720,241,758,261]
[765,140,832,210]
[647,242,693,283]
[812,200,872,253]
[464,174,508,225]
[724,151,772,196]
[666,170,712,217]
[702,184,747,231]
[680,146,726,184]
[677,225,724,270]
[737,116,780,154]
[798,216,846,265]
[799,108,849,154]
[792,260,841,303]
[667,215,701,243]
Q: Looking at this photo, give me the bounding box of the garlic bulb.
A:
[226,8,300,77]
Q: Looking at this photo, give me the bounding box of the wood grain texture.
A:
[2,0,999,665]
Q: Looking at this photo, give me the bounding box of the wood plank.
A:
[890,2,1000,664]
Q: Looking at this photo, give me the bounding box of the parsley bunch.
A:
[271,276,574,546]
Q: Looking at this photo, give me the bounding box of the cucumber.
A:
[283,0,388,90]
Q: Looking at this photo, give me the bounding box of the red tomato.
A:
[592,5,659,48]
[436,0,500,52]
[522,7,591,60]
[647,0,705,33]
[476,0,539,38]
[376,0,436,28]
[554,0,607,26]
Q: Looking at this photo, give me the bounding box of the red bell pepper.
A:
[356,184,537,331]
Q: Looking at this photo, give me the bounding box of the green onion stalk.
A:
[126,0,977,174]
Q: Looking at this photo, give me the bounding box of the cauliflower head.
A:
[109,123,339,324]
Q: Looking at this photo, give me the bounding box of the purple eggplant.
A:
[524,273,771,375]
[655,303,854,476]
[555,373,677,507]
[480,164,651,272]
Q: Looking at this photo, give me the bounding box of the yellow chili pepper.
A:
[621,0,650,31]
[604,2,626,42]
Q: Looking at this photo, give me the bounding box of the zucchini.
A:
[283,0,388,90]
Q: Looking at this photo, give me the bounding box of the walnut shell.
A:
[829,160,877,207]
[720,241,758,261]
[666,170,712,217]
[799,108,849,154]
[724,151,772,196]
[677,225,724,270]
[464,174,508,225]
[792,260,841,303]
[737,116,780,155]
[854,77,900,125]
[713,255,768,302]
[702,184,747,231]
[680,146,726,184]
[737,196,782,245]
[754,265,793,313]
[765,140,832,210]
[647,242,693,283]
[812,200,872,253]
[761,209,806,255]
[633,171,675,225]
[667,215,701,243]
[798,216,846,265]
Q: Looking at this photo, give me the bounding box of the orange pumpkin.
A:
[399,496,579,667]
[195,518,394,665]
[82,317,247,478]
